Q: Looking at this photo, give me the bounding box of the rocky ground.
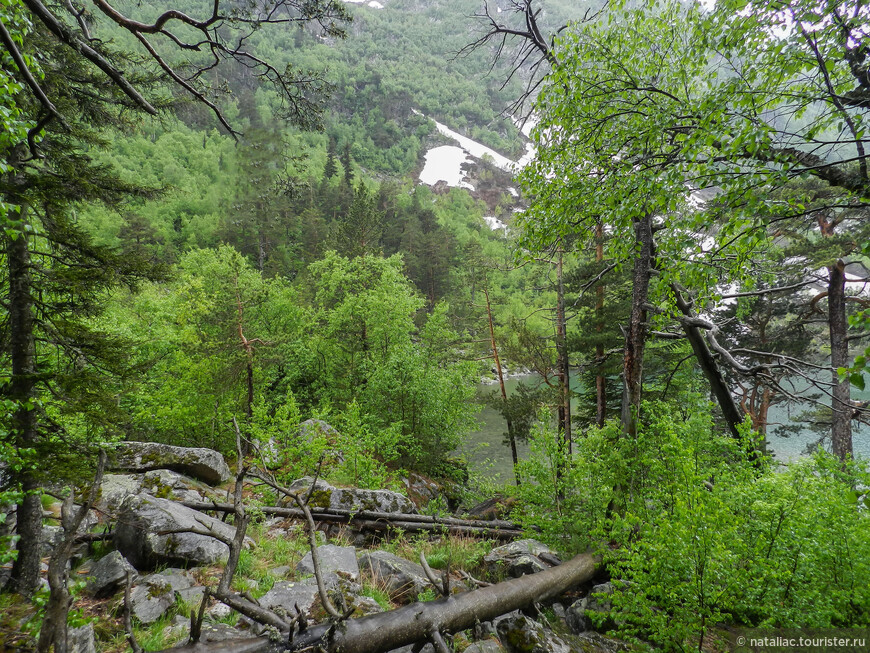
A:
[1,433,628,652]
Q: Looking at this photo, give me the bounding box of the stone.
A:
[200,622,248,643]
[358,551,429,604]
[269,565,292,578]
[114,493,239,570]
[483,539,560,579]
[465,641,506,653]
[38,525,65,557]
[566,582,615,634]
[110,441,231,485]
[177,585,206,605]
[68,623,97,653]
[140,469,209,503]
[473,620,498,640]
[129,577,175,624]
[96,474,145,513]
[207,602,234,620]
[402,472,441,509]
[467,496,517,521]
[289,477,416,514]
[147,568,194,593]
[387,645,434,653]
[350,595,384,616]
[258,580,320,618]
[495,613,572,653]
[85,550,138,598]
[96,470,216,517]
[296,544,360,581]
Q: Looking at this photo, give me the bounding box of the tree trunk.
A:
[160,553,599,653]
[595,222,606,428]
[556,247,571,453]
[672,286,750,451]
[829,259,852,460]
[6,203,42,596]
[180,501,524,539]
[621,213,654,438]
[483,282,519,484]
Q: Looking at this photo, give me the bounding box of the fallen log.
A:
[179,501,524,540]
[158,552,598,653]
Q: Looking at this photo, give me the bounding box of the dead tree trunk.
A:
[179,502,523,540]
[37,454,106,653]
[672,286,748,448]
[621,213,654,438]
[160,553,598,653]
[829,259,853,460]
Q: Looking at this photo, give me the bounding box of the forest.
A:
[1,0,869,651]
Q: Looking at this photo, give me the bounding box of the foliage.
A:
[308,252,480,471]
[516,402,870,649]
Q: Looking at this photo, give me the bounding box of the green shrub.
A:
[515,398,870,650]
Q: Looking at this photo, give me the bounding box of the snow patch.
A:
[482,216,508,231]
[419,145,474,190]
[342,0,384,8]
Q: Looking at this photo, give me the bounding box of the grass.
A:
[383,533,494,577]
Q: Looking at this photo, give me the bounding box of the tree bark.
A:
[6,202,42,596]
[37,454,106,653]
[179,502,523,540]
[595,222,606,428]
[160,553,599,653]
[483,282,519,484]
[621,213,654,438]
[672,286,750,451]
[829,259,852,460]
[555,247,571,453]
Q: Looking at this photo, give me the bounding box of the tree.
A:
[308,252,479,471]
[478,0,870,458]
[114,246,310,452]
[1,0,350,595]
[333,184,384,258]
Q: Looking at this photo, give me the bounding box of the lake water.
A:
[461,374,870,479]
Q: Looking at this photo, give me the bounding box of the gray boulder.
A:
[296,544,360,582]
[402,472,445,510]
[258,580,320,618]
[358,551,429,604]
[130,569,196,624]
[130,579,175,624]
[114,493,238,569]
[85,550,138,598]
[110,442,231,485]
[350,595,384,617]
[483,539,560,579]
[566,582,615,634]
[199,622,249,643]
[495,613,572,653]
[38,525,65,557]
[289,477,416,514]
[96,474,145,513]
[387,645,434,653]
[68,623,97,653]
[465,641,505,653]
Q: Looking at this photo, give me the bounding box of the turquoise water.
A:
[463,374,869,478]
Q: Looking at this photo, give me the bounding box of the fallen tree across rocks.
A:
[179,501,524,540]
[158,552,599,653]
